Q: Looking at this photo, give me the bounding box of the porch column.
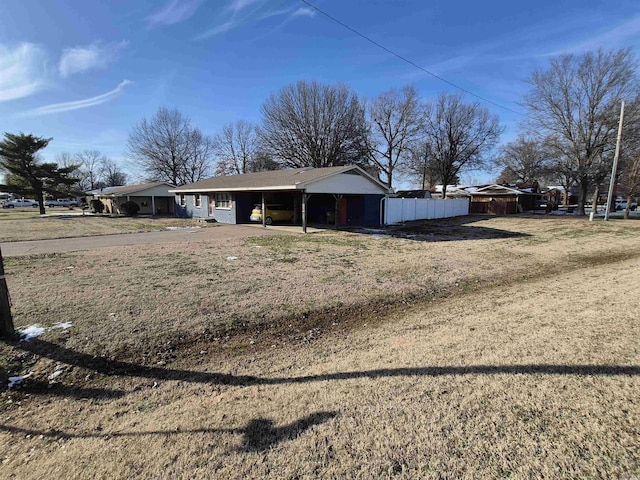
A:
[261,192,266,228]
[151,195,156,216]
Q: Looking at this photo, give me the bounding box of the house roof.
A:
[93,182,176,197]
[170,165,390,193]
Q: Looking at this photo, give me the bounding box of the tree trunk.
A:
[442,184,448,199]
[37,191,45,215]
[577,181,589,216]
[592,185,600,214]
[0,247,14,337]
[624,194,632,220]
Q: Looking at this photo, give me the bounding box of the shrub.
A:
[90,199,104,214]
[121,201,140,216]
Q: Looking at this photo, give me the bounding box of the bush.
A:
[90,199,104,214]
[121,201,140,216]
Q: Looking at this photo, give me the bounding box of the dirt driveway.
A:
[0,224,286,256]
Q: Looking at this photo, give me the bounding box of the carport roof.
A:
[170,165,390,193]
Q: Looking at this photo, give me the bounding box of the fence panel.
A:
[383,198,468,224]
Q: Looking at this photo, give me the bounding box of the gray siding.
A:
[175,194,211,219]
[212,201,236,224]
[174,192,238,224]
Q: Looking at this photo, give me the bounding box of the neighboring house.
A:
[170,165,392,231]
[433,184,539,214]
[543,186,579,206]
[90,182,176,215]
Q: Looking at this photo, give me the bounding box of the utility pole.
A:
[604,101,625,221]
[0,246,14,337]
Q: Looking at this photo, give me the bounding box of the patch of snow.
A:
[48,369,63,382]
[166,226,202,231]
[18,325,46,341]
[18,322,73,341]
[65,266,75,270]
[8,372,32,389]
[51,322,72,330]
[371,234,391,238]
[226,256,238,261]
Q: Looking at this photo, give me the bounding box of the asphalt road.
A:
[0,224,288,257]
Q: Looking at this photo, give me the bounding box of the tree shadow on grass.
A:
[0,411,338,453]
[11,339,640,390]
[0,363,125,400]
[349,216,532,242]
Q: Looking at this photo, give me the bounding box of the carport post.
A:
[333,194,343,229]
[261,192,266,228]
[302,193,309,233]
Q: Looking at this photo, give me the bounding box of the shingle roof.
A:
[94,182,175,197]
[171,165,386,192]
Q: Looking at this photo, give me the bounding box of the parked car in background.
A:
[2,199,39,208]
[45,199,79,207]
[615,200,637,211]
[250,204,294,224]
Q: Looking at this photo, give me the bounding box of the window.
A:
[194,194,202,208]
[215,193,232,209]
[179,194,186,207]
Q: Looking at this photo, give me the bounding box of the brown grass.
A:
[0,213,213,242]
[0,215,639,478]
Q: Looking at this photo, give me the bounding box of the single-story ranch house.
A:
[90,182,176,215]
[170,165,391,230]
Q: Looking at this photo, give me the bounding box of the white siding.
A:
[304,172,387,195]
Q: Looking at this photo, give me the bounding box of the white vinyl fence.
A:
[382,197,469,224]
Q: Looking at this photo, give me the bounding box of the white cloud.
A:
[22,80,133,117]
[147,0,203,26]
[292,7,315,18]
[543,14,640,56]
[197,1,314,40]
[0,43,48,102]
[59,41,128,78]
[228,0,264,13]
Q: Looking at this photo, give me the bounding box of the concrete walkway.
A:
[0,224,291,257]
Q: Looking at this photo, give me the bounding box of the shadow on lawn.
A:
[0,411,338,452]
[349,216,531,242]
[14,339,640,389]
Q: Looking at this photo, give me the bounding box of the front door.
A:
[209,196,215,217]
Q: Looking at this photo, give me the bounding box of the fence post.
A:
[0,247,14,337]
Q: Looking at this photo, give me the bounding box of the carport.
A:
[170,165,391,232]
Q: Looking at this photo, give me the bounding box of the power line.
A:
[299,0,524,116]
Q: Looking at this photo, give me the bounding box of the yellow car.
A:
[250,204,294,225]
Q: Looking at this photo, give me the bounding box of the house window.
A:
[194,194,202,208]
[179,194,186,207]
[215,193,232,209]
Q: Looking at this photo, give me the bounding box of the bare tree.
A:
[495,136,550,184]
[524,48,637,215]
[619,102,640,218]
[74,150,106,191]
[422,93,502,198]
[403,142,459,189]
[259,80,369,169]
[102,159,127,187]
[214,120,259,175]
[126,107,214,186]
[366,86,423,188]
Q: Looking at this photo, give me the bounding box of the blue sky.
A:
[1,0,639,185]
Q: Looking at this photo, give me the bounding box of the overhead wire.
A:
[299,0,525,116]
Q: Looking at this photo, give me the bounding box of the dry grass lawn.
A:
[0,212,212,242]
[0,215,639,478]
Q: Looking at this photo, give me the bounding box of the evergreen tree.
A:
[0,133,79,214]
